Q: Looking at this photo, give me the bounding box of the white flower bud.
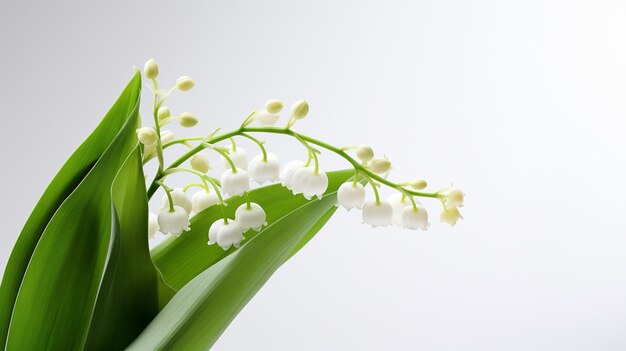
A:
[192,190,219,214]
[291,100,309,120]
[255,111,279,125]
[220,168,250,196]
[221,148,248,170]
[217,219,245,250]
[136,127,158,146]
[362,201,393,227]
[144,58,159,79]
[144,130,175,157]
[148,212,159,240]
[208,219,224,245]
[248,153,280,184]
[157,106,171,121]
[355,145,374,163]
[388,193,413,226]
[190,153,210,173]
[235,203,267,231]
[337,182,366,210]
[400,206,429,230]
[280,160,305,190]
[176,75,195,91]
[158,206,190,236]
[440,206,463,226]
[265,99,284,114]
[161,130,175,143]
[409,179,428,190]
[162,188,192,214]
[291,167,328,200]
[179,112,198,128]
[369,156,392,174]
[438,187,465,208]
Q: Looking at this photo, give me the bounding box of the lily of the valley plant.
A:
[0,59,464,350]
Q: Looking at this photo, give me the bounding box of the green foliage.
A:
[0,73,349,350]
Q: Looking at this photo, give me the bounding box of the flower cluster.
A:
[140,59,464,250]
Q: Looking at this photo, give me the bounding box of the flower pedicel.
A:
[142,59,465,250]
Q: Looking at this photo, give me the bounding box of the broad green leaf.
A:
[83,146,160,350]
[0,72,142,346]
[150,169,353,291]
[128,186,344,350]
[5,73,158,350]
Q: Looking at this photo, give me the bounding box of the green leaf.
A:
[0,72,142,347]
[150,169,353,291]
[83,145,160,350]
[4,73,160,350]
[128,182,346,350]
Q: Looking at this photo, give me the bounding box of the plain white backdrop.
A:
[2,1,626,350]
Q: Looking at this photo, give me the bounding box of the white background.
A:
[2,1,626,350]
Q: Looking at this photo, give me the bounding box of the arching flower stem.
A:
[146,126,439,201]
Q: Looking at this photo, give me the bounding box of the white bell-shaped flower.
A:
[158,206,190,236]
[280,160,305,190]
[192,190,219,214]
[235,203,267,231]
[148,212,159,240]
[337,182,366,210]
[438,187,465,208]
[221,147,248,170]
[362,200,393,227]
[217,219,245,250]
[248,153,280,184]
[161,188,192,214]
[440,206,463,226]
[220,168,250,196]
[207,219,224,245]
[291,167,328,200]
[400,206,429,230]
[388,193,413,226]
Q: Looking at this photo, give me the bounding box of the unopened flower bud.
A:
[409,179,428,190]
[190,153,210,173]
[355,145,374,163]
[176,76,195,91]
[265,99,284,114]
[157,106,171,121]
[291,100,309,120]
[369,156,391,174]
[179,112,198,128]
[144,58,159,79]
[136,127,158,146]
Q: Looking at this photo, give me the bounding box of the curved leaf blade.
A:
[129,188,342,350]
[0,72,142,346]
[5,75,146,350]
[83,146,160,350]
